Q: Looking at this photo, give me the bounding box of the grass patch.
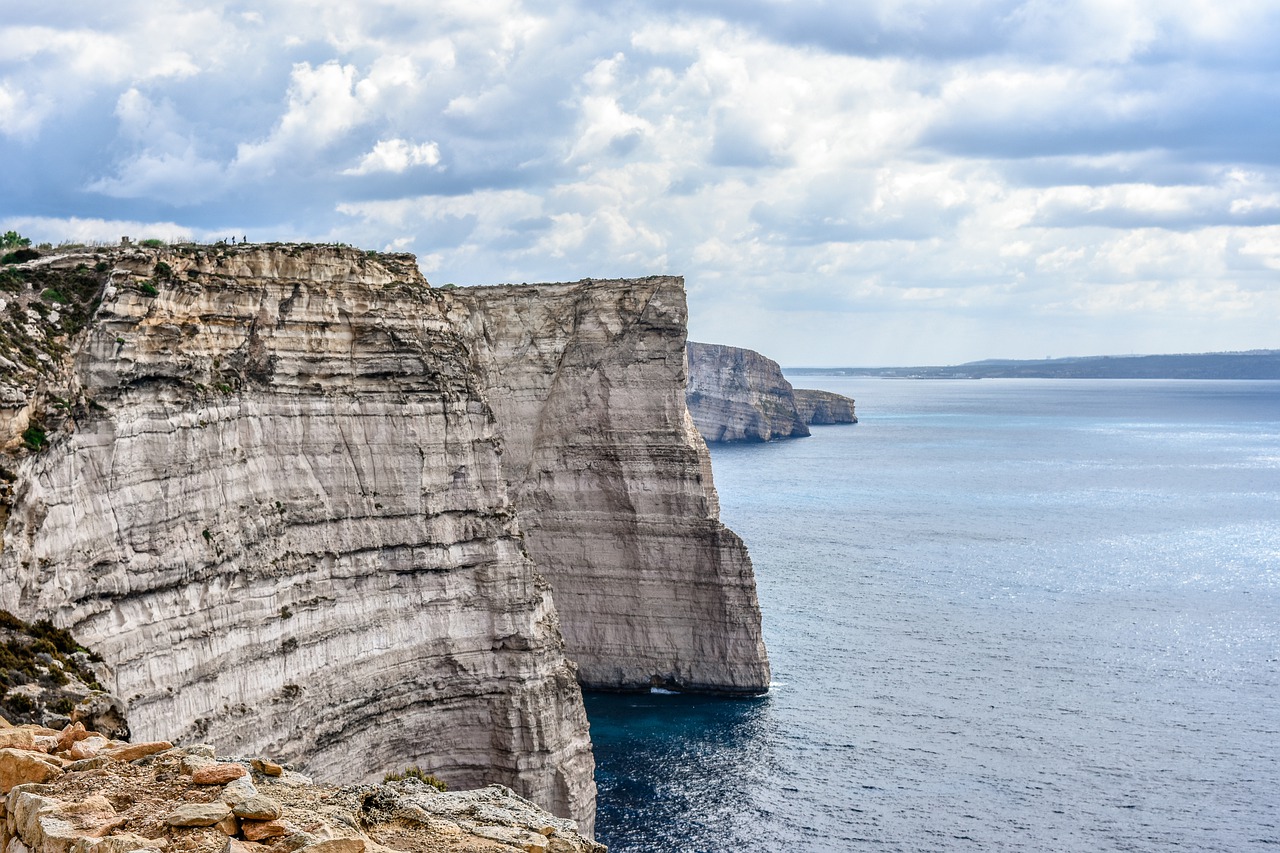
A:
[383,766,447,791]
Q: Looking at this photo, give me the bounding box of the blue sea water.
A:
[586,378,1280,852]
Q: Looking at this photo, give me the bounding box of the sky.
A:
[2,1,1278,366]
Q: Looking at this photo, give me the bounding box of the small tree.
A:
[1,231,32,250]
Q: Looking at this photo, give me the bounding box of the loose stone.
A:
[232,795,283,820]
[240,820,288,841]
[165,802,233,827]
[192,763,249,784]
[102,741,173,762]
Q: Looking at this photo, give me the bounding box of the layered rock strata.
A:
[0,721,602,853]
[685,342,857,442]
[0,245,780,834]
[447,282,770,694]
[0,246,595,832]
[792,388,857,425]
[685,341,809,442]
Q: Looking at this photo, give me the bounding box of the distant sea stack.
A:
[0,243,772,834]
[793,388,858,425]
[686,342,856,443]
[685,342,810,442]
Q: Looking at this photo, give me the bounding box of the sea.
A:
[585,378,1280,852]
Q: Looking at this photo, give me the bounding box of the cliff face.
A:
[685,342,809,443]
[793,388,857,425]
[0,247,595,832]
[0,247,778,835]
[448,281,770,694]
[685,343,857,442]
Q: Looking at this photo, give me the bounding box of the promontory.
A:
[0,243,771,835]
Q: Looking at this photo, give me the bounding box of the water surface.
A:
[588,379,1280,852]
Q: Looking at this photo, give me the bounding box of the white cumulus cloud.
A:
[343,139,442,175]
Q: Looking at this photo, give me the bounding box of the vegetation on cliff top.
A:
[0,609,105,724]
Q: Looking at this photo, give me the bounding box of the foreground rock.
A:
[0,721,602,853]
[685,342,856,442]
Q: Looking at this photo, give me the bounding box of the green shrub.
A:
[40,288,67,304]
[21,424,46,450]
[1,248,39,265]
[140,282,159,296]
[154,261,173,279]
[383,766,447,791]
[139,238,165,248]
[1,231,31,250]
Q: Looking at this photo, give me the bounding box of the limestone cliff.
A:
[0,246,595,832]
[0,245,775,835]
[793,388,857,425]
[447,282,770,695]
[685,342,809,442]
[685,342,857,442]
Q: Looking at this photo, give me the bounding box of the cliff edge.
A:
[0,245,595,830]
[451,282,770,694]
[685,342,809,442]
[0,245,774,833]
[685,342,856,443]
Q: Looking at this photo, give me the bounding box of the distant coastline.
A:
[786,350,1280,381]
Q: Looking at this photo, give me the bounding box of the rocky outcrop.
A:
[685,342,857,442]
[448,282,770,695]
[0,610,122,736]
[0,245,776,833]
[792,388,857,425]
[0,723,602,853]
[685,342,809,442]
[0,246,595,832]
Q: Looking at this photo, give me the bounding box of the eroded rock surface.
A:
[685,341,809,442]
[792,388,857,425]
[0,245,780,833]
[0,246,594,831]
[0,727,602,853]
[449,282,770,694]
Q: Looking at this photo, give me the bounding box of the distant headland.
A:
[787,350,1280,380]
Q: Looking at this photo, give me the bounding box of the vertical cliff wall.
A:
[448,280,771,694]
[0,247,595,832]
[685,341,810,442]
[793,388,857,425]
[686,342,857,441]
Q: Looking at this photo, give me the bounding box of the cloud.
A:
[2,0,1279,364]
[343,139,442,175]
[233,62,374,174]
